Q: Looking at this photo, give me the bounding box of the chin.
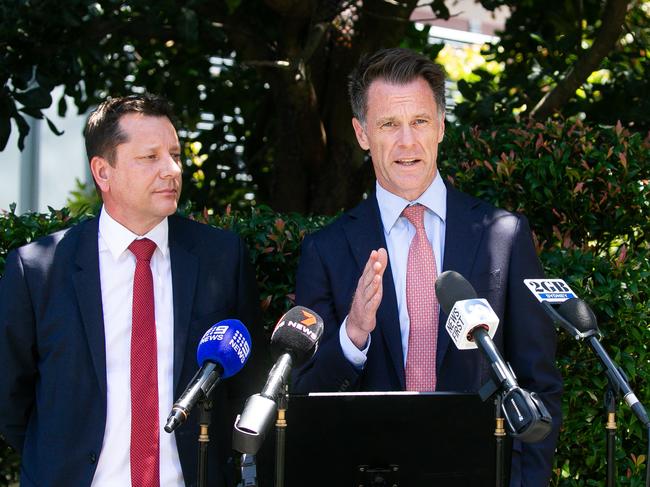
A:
[157,203,178,217]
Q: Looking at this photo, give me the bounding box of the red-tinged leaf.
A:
[260,294,272,311]
[483,160,494,172]
[262,246,274,254]
[615,120,623,136]
[619,151,627,168]
[535,133,544,151]
[286,293,296,304]
[274,218,285,232]
[618,245,627,266]
[606,147,613,159]
[225,204,232,216]
[573,182,584,193]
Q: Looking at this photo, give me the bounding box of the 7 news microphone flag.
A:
[233,306,324,454]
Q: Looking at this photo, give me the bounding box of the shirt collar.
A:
[376,172,447,233]
[98,206,169,260]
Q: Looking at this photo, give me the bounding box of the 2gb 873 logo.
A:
[524,279,577,303]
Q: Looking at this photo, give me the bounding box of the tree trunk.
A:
[229,0,421,213]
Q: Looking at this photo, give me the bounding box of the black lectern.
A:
[282,392,508,487]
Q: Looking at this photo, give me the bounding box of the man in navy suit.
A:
[0,94,263,486]
[293,48,562,485]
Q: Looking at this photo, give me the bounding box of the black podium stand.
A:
[280,391,508,487]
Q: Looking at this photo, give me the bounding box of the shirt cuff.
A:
[339,316,370,369]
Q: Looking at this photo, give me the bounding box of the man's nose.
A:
[161,154,182,177]
[398,125,416,146]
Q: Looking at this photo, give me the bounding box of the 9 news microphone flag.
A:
[165,319,252,433]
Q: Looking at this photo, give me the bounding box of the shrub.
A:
[440,119,650,485]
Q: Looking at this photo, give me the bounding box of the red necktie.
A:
[128,238,160,487]
[403,204,439,392]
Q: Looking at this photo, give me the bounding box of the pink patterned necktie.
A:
[128,238,160,487]
[402,204,439,392]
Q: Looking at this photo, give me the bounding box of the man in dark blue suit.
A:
[0,94,263,486]
[293,48,562,486]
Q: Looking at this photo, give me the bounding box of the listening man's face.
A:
[93,113,182,235]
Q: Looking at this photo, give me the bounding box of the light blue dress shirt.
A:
[339,173,447,368]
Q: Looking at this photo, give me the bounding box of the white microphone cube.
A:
[445,299,499,350]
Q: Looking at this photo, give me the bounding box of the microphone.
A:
[556,298,650,428]
[164,319,252,433]
[233,306,324,454]
[436,271,552,443]
[524,278,650,428]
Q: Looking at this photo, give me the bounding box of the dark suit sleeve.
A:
[505,216,563,487]
[229,236,268,400]
[292,234,361,393]
[0,250,37,453]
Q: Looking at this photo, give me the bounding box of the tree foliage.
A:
[3,0,645,213]
[0,0,448,214]
[456,0,650,128]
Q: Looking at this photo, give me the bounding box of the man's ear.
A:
[90,156,111,193]
[438,115,445,142]
[351,118,370,151]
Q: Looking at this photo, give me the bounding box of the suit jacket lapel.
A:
[344,196,405,388]
[168,216,199,392]
[438,182,485,369]
[73,218,108,396]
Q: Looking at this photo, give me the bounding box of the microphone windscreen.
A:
[435,270,478,314]
[557,298,599,333]
[196,319,252,378]
[271,306,324,363]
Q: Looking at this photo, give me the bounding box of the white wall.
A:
[0,87,90,213]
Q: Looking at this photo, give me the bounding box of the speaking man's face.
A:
[352,77,445,201]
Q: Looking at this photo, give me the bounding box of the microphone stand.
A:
[197,397,213,487]
[275,383,288,487]
[494,394,507,487]
[604,385,617,487]
[479,377,507,487]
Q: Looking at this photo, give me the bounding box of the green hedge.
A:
[1,119,649,485]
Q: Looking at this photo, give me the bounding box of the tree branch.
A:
[529,0,630,120]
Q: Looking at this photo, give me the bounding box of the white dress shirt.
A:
[91,207,184,487]
[340,174,447,368]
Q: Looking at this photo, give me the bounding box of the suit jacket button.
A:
[89,452,97,464]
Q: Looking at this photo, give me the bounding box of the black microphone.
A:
[164,319,252,433]
[436,271,552,443]
[232,306,324,454]
[557,298,650,428]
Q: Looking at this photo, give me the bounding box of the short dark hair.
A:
[84,93,177,165]
[348,47,446,123]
